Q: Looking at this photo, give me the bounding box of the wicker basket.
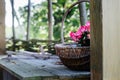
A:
[55,43,90,71]
[55,0,90,71]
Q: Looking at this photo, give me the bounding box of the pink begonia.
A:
[70,32,77,41]
[79,26,86,33]
[85,21,90,32]
[70,32,81,42]
[70,21,90,42]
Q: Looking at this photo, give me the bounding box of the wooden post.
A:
[90,0,102,79]
[90,0,120,80]
[0,0,5,54]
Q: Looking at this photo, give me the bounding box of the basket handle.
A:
[61,0,90,43]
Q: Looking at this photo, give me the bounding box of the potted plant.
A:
[55,22,90,71]
[55,0,90,71]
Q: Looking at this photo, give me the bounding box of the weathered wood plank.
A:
[0,54,90,80]
[91,0,120,80]
[90,0,103,80]
[0,0,5,54]
[0,59,55,80]
[3,70,19,80]
[20,59,90,78]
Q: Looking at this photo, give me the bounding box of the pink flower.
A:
[85,21,90,32]
[70,21,90,43]
[70,31,82,42]
[85,21,90,26]
[76,29,82,38]
[70,32,77,41]
[79,26,86,33]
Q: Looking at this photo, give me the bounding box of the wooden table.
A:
[0,51,90,80]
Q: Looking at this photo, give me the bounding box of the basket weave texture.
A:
[55,44,90,71]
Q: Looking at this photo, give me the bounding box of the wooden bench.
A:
[0,52,90,80]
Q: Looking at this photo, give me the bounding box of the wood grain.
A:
[0,0,5,54]
[91,0,120,80]
[90,0,103,80]
[0,54,90,80]
[102,0,120,80]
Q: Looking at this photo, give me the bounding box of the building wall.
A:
[103,0,120,80]
[0,0,5,54]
